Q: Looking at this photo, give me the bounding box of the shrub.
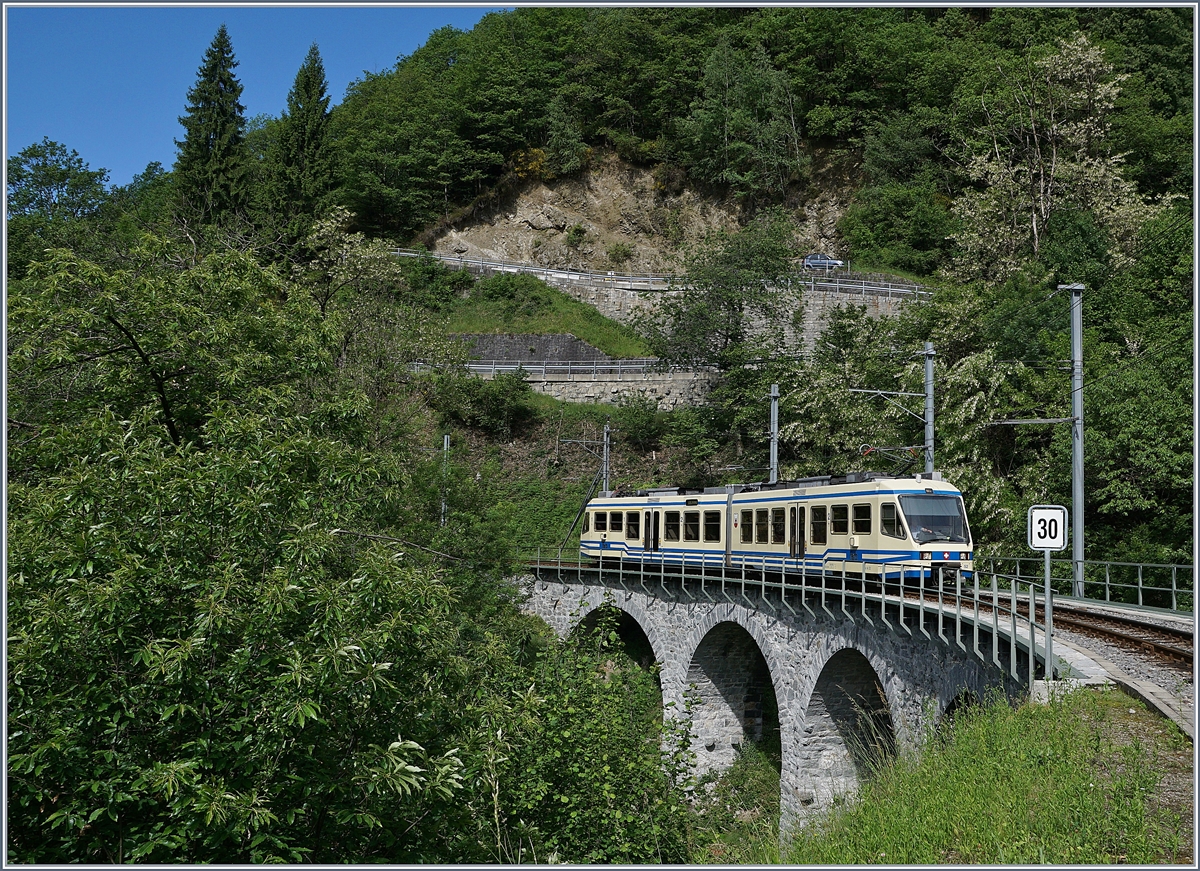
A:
[606,242,634,266]
[614,394,665,451]
[428,370,536,438]
[473,273,554,317]
[565,223,587,248]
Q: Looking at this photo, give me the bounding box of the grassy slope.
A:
[443,286,653,358]
[687,687,1191,865]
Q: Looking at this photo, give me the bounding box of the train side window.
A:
[771,507,786,544]
[740,509,753,543]
[664,511,681,541]
[881,503,906,539]
[811,506,827,544]
[625,511,640,539]
[595,511,607,532]
[583,512,590,534]
[853,504,871,534]
[755,508,769,543]
[683,510,700,541]
[610,511,623,532]
[831,504,849,535]
[703,510,722,542]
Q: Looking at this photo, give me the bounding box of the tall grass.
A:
[784,688,1189,864]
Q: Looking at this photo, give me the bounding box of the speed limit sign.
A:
[1027,504,1068,551]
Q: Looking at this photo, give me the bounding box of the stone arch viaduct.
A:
[522,564,1037,831]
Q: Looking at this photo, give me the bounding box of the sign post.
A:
[1027,504,1068,679]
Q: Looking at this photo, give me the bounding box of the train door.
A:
[644,510,660,552]
[789,505,806,559]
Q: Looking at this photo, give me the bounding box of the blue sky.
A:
[5,5,509,187]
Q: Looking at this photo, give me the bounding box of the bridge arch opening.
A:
[686,621,781,781]
[572,604,661,689]
[797,648,897,812]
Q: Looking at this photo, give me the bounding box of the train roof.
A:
[598,471,954,500]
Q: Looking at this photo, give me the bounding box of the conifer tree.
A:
[174,24,249,224]
[260,43,334,255]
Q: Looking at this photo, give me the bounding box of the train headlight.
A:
[920,551,931,561]
[960,552,969,560]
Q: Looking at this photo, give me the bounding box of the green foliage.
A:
[489,606,694,863]
[6,138,110,279]
[677,35,806,205]
[606,241,634,265]
[542,94,590,177]
[839,180,957,276]
[7,239,332,451]
[613,395,667,452]
[426,371,536,439]
[252,44,335,259]
[174,25,250,224]
[641,208,802,370]
[474,272,556,316]
[397,250,476,311]
[689,741,782,863]
[6,407,477,863]
[564,222,587,248]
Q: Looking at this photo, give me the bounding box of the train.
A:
[578,471,974,582]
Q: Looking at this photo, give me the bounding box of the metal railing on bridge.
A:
[525,548,1056,686]
[979,556,1193,614]
[394,248,932,300]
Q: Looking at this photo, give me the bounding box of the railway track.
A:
[1043,604,1193,671]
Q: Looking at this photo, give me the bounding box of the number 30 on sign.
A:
[1027,504,1068,551]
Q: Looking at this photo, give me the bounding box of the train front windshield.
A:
[899,494,971,544]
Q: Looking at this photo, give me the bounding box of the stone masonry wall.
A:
[455,333,615,362]
[521,370,716,411]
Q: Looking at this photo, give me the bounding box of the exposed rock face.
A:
[429,153,741,274]
[427,148,860,276]
[427,147,859,275]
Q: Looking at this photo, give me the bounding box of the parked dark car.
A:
[803,252,844,269]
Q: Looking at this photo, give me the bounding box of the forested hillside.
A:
[6,7,1193,863]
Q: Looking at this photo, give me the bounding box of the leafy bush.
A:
[492,606,695,863]
[839,181,957,276]
[606,241,634,265]
[428,370,536,438]
[399,250,475,310]
[565,223,587,248]
[614,394,666,451]
[473,272,555,318]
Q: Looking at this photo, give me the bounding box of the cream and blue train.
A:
[579,471,973,581]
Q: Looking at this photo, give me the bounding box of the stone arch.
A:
[573,604,661,682]
[678,611,784,782]
[563,590,670,678]
[793,646,898,813]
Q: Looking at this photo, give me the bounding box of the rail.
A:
[524,548,1056,686]
[394,248,932,300]
[979,556,1193,614]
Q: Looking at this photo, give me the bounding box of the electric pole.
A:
[768,383,779,484]
[924,342,935,475]
[1066,283,1085,597]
